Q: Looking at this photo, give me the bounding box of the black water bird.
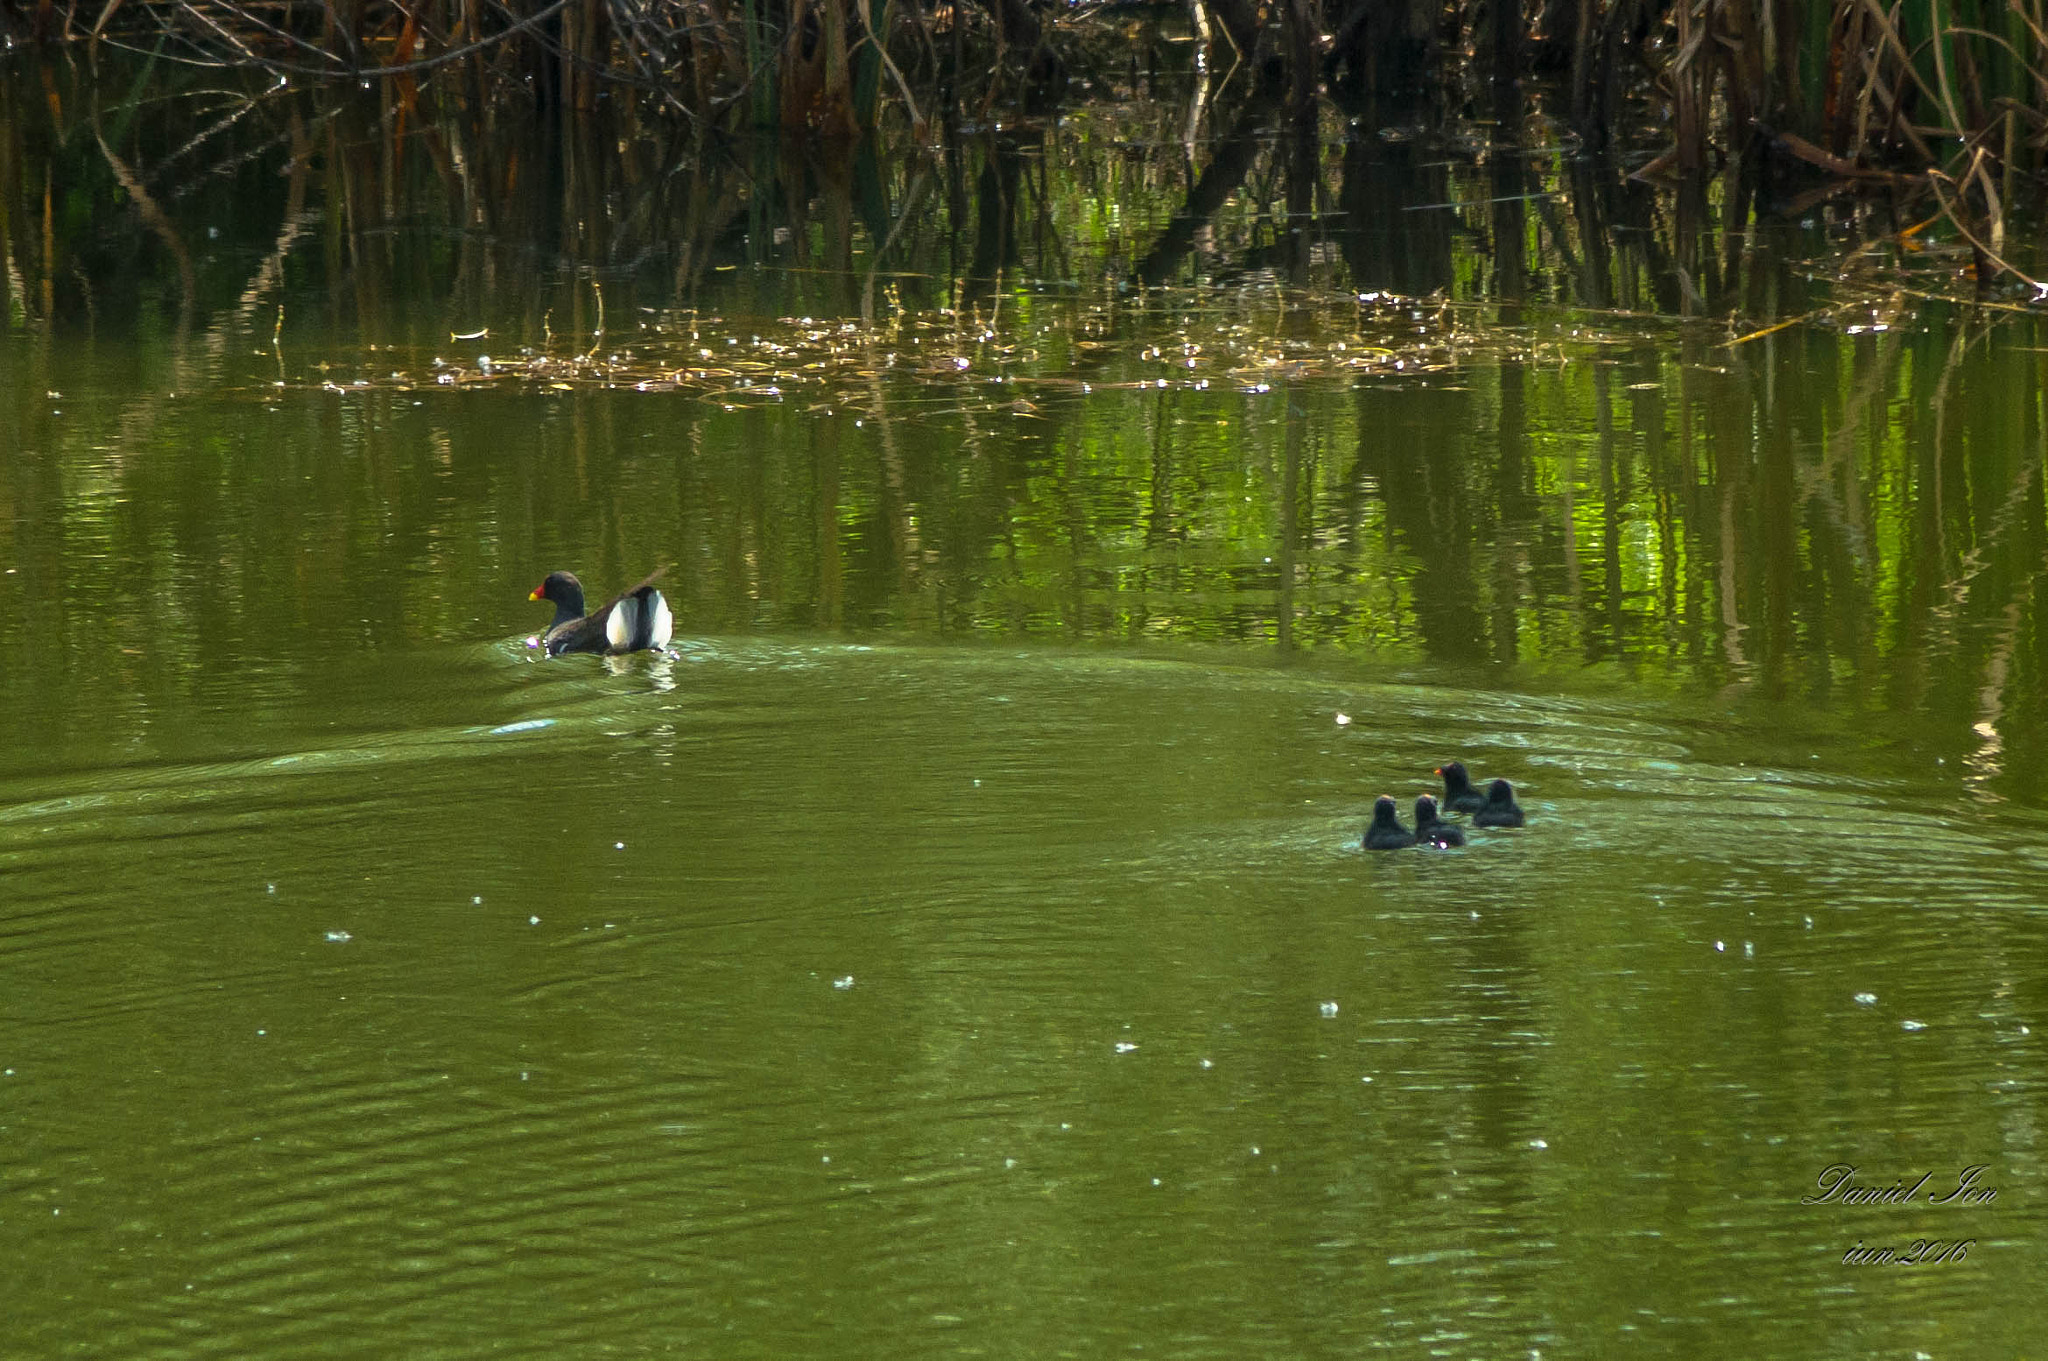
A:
[1414,795,1465,847]
[1435,761,1489,814]
[1363,795,1416,850]
[529,568,674,656]
[1472,778,1526,828]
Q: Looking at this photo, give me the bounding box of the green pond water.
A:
[4,59,2048,1360]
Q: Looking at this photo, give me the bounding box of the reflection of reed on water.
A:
[2,41,2045,810]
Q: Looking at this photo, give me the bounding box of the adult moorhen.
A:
[1435,761,1489,815]
[1413,795,1465,847]
[529,568,674,656]
[1472,778,1526,828]
[1364,795,1416,850]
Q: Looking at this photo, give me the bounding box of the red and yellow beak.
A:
[528,586,545,601]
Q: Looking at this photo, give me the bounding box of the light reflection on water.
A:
[2,639,2043,1357]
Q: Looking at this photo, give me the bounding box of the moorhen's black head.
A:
[1473,778,1526,828]
[529,571,587,621]
[1414,794,1465,846]
[1364,794,1415,850]
[1435,760,1489,813]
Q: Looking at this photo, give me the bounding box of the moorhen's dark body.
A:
[529,568,674,657]
[1413,795,1464,847]
[1472,779,1526,828]
[1436,761,1488,815]
[1364,795,1416,850]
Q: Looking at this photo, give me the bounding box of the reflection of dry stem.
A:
[862,165,929,328]
[96,128,196,332]
[1964,598,2021,801]
[85,101,312,482]
[1800,326,1904,571]
[1916,324,2041,764]
[867,355,920,596]
[234,152,314,336]
[1719,480,1746,674]
[585,280,606,360]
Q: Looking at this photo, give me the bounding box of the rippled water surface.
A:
[6,617,2046,1356]
[6,64,2048,1349]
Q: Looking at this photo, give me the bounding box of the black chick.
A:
[1472,779,1526,828]
[1435,761,1488,814]
[1414,795,1465,847]
[1364,795,1416,850]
